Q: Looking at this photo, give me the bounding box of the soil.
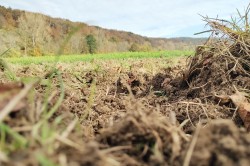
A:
[1,54,250,166]
[190,120,250,166]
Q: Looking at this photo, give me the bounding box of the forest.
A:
[0,6,205,57]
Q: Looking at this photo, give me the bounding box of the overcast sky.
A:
[1,0,249,38]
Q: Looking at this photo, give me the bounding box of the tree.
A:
[129,43,140,52]
[67,34,89,54]
[17,12,50,56]
[140,42,153,52]
[86,34,97,54]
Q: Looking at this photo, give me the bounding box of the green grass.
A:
[4,50,193,65]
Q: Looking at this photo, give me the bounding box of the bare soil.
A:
[1,56,250,166]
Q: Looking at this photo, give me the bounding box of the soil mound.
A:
[98,102,188,166]
[159,14,250,132]
[166,23,250,102]
[189,120,250,166]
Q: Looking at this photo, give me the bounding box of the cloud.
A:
[1,0,249,37]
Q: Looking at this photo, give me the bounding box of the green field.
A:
[4,50,193,65]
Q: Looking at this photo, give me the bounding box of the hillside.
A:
[0,6,206,57]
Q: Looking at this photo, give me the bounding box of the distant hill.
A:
[0,5,207,57]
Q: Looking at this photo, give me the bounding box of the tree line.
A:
[0,6,206,57]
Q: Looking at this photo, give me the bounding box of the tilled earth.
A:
[1,57,250,166]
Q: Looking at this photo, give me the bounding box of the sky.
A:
[0,0,249,38]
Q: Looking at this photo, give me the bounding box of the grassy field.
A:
[4,50,193,65]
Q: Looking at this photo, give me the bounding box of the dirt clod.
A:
[189,120,250,166]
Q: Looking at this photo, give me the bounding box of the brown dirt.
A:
[189,120,250,166]
[1,37,250,166]
[97,102,188,166]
